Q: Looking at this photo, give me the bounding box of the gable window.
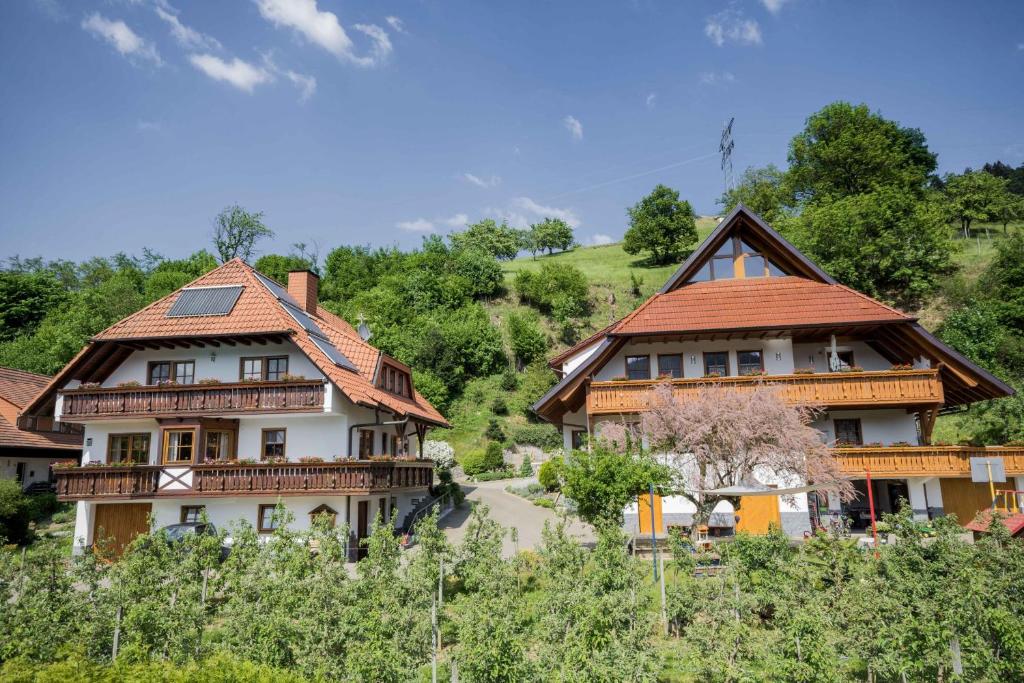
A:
[737,350,764,376]
[625,355,651,380]
[834,418,863,446]
[377,363,412,398]
[359,429,374,458]
[163,429,195,464]
[688,236,790,283]
[204,430,233,462]
[181,505,205,524]
[710,241,736,280]
[148,360,195,385]
[240,356,289,382]
[261,429,286,459]
[703,351,729,377]
[108,433,150,464]
[257,504,281,533]
[657,354,683,379]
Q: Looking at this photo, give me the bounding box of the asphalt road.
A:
[440,477,595,557]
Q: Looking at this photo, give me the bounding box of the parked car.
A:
[154,522,231,563]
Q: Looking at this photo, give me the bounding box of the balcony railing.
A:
[586,369,943,415]
[834,445,1024,478]
[58,380,325,420]
[54,459,434,501]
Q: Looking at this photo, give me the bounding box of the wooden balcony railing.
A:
[834,445,1024,478]
[58,380,325,420]
[586,369,943,415]
[54,459,434,501]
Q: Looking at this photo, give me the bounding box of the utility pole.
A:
[719,117,735,195]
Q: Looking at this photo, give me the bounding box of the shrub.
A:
[506,310,548,367]
[474,469,514,482]
[491,395,509,415]
[500,368,519,391]
[412,369,449,412]
[514,263,590,321]
[485,418,506,442]
[484,441,506,470]
[0,480,32,544]
[518,454,533,478]
[533,497,555,509]
[461,450,490,476]
[538,455,564,492]
[25,492,59,521]
[508,423,562,450]
[423,440,456,470]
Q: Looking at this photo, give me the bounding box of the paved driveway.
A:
[440,477,595,557]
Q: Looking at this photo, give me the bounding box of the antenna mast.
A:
[719,117,735,194]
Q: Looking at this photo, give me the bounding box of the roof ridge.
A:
[0,366,51,382]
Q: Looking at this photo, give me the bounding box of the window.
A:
[204,430,233,461]
[381,432,389,455]
[148,361,195,385]
[710,241,736,280]
[658,354,683,379]
[163,429,195,463]
[181,506,205,524]
[240,356,289,381]
[703,351,729,377]
[625,355,651,380]
[571,430,587,450]
[261,429,286,459]
[391,435,399,455]
[377,363,412,397]
[834,418,863,446]
[359,429,374,458]
[108,433,150,464]
[737,350,764,376]
[688,236,790,283]
[257,504,281,533]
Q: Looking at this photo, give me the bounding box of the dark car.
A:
[156,522,231,563]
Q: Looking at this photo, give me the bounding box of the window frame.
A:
[624,355,651,381]
[239,355,290,382]
[257,504,281,533]
[703,351,730,377]
[737,349,765,376]
[657,353,683,379]
[162,428,196,464]
[203,429,234,462]
[260,428,287,460]
[571,429,587,450]
[147,360,196,386]
[180,505,205,524]
[107,433,151,464]
[833,418,864,446]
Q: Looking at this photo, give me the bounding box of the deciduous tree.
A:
[623,184,698,265]
[212,205,273,263]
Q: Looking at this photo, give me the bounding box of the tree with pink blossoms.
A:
[640,381,853,538]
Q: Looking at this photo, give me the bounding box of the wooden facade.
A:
[834,445,1024,478]
[55,459,434,501]
[586,369,943,415]
[59,380,325,419]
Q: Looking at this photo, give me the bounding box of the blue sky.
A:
[1,0,1022,262]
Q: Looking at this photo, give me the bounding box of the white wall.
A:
[814,409,919,446]
[562,340,604,376]
[593,338,795,381]
[791,340,892,373]
[103,340,325,387]
[1,455,63,488]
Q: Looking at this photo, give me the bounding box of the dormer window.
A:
[378,361,412,398]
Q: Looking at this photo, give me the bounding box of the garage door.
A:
[940,479,997,526]
[93,503,152,558]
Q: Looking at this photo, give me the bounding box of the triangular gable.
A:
[659,204,835,293]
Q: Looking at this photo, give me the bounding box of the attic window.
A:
[687,237,789,282]
[167,286,243,317]
[378,363,412,398]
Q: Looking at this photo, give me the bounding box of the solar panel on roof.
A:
[253,270,358,373]
[167,286,243,317]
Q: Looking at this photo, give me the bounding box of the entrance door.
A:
[15,462,25,485]
[637,493,663,535]
[356,500,369,559]
[93,503,152,558]
[735,495,781,534]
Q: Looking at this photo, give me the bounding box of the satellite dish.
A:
[357,314,372,342]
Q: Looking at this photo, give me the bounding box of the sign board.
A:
[970,456,1006,483]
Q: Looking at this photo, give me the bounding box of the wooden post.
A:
[659,555,668,636]
[648,483,658,581]
[112,605,122,660]
[866,466,879,559]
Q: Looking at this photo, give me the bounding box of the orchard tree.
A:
[212,205,273,263]
[641,382,853,539]
[943,170,1011,237]
[530,217,575,255]
[449,219,523,261]
[623,184,698,265]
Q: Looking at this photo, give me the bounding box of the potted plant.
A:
[793,367,815,374]
[198,378,222,385]
[298,456,325,464]
[51,460,80,470]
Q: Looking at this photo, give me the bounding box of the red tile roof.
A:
[0,367,81,451]
[55,259,447,427]
[613,276,910,336]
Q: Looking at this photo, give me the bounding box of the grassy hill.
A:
[436,219,1019,458]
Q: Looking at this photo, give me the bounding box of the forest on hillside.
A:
[2,101,1024,453]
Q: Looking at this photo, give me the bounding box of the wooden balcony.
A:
[54,459,434,501]
[586,369,943,415]
[834,445,1024,478]
[58,380,325,420]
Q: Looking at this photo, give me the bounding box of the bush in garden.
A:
[491,395,509,415]
[0,479,32,545]
[518,454,533,478]
[462,446,505,476]
[538,455,564,492]
[485,418,506,442]
[508,423,562,450]
[484,441,506,471]
[422,440,455,470]
[500,367,519,391]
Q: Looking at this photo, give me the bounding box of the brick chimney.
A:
[287,270,319,314]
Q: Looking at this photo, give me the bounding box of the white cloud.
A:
[645,93,657,109]
[262,53,317,102]
[588,233,614,246]
[463,173,501,188]
[385,16,406,34]
[137,120,163,132]
[254,0,391,67]
[82,13,162,65]
[760,0,791,14]
[698,71,736,85]
[396,218,435,233]
[563,115,583,141]
[189,54,272,93]
[443,213,469,228]
[512,197,581,228]
[154,2,222,51]
[705,10,762,47]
